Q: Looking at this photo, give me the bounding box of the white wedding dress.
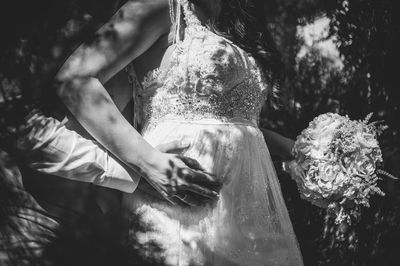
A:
[123,1,303,265]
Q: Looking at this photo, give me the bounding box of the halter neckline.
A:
[170,0,205,44]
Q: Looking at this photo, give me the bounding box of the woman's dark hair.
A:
[190,0,284,101]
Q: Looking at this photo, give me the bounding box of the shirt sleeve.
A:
[20,111,140,193]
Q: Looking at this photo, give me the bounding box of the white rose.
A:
[317,163,347,196]
[356,131,378,149]
[356,156,376,176]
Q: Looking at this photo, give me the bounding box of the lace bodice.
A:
[140,0,269,130]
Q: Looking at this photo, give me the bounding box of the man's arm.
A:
[21,111,139,193]
[53,0,221,206]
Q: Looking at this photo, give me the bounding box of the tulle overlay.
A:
[123,119,303,265]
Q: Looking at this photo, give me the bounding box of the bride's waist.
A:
[142,117,264,149]
[166,117,257,126]
[143,116,259,133]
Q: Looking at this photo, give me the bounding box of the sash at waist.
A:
[144,117,258,130]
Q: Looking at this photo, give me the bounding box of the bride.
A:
[16,0,303,265]
[120,1,302,265]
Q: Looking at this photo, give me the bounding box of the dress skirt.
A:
[123,119,303,266]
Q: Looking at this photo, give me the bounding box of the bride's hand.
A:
[140,141,222,207]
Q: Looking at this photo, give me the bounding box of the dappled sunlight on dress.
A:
[123,1,303,265]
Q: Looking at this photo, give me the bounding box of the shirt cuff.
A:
[93,151,140,193]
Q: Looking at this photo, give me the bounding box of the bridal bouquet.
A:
[284,113,395,223]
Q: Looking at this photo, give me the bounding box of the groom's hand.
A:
[141,140,222,207]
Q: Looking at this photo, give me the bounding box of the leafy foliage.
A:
[262,0,400,265]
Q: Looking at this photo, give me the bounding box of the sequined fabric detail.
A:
[141,0,269,130]
[142,68,161,90]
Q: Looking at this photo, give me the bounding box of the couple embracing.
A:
[17,0,303,265]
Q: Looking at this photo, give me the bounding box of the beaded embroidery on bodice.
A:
[141,0,269,130]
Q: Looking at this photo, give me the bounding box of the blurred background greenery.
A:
[1,0,399,265]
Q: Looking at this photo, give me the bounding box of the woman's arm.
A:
[55,0,169,166]
[260,128,295,160]
[55,0,221,206]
